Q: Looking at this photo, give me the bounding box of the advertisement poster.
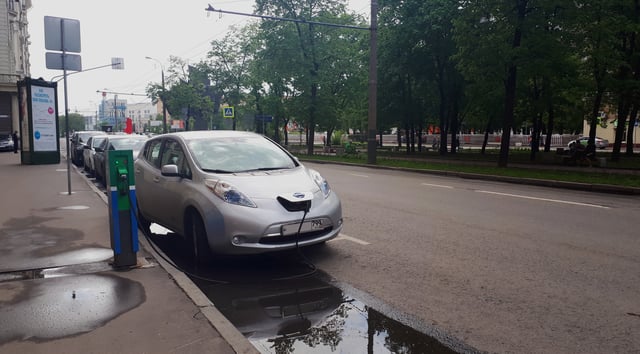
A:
[30,85,57,151]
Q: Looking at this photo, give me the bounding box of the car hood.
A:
[204,167,321,199]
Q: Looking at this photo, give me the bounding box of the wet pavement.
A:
[0,149,477,353]
[144,231,476,354]
[0,152,242,354]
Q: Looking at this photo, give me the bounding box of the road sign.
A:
[45,52,82,71]
[223,107,235,119]
[44,16,81,53]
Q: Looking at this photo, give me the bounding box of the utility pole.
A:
[114,94,118,132]
[145,56,168,134]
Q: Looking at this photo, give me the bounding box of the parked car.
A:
[0,133,14,152]
[82,135,107,176]
[70,131,105,166]
[94,134,148,185]
[567,136,609,149]
[134,131,343,260]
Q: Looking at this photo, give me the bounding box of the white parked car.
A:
[567,136,609,149]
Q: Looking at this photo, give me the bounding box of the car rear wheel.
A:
[187,212,212,265]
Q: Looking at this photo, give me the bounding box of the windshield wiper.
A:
[202,168,234,174]
[237,167,290,173]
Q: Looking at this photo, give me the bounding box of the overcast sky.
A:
[27,0,371,116]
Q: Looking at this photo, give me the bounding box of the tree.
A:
[147,56,215,131]
[255,0,364,154]
[59,112,86,132]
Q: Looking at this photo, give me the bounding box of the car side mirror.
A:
[161,164,180,177]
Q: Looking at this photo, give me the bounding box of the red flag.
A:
[125,117,133,134]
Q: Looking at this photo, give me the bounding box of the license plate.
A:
[281,219,325,236]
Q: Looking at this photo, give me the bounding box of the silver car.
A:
[134,131,342,260]
[82,135,107,176]
[567,136,609,149]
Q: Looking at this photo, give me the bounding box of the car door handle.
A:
[153,177,160,183]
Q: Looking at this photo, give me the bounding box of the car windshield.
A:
[187,135,296,173]
[78,132,100,142]
[93,136,107,147]
[109,137,146,150]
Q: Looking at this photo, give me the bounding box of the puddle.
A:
[144,232,474,353]
[0,274,145,343]
[192,273,464,354]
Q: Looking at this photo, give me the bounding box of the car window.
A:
[145,139,163,169]
[109,137,146,151]
[160,139,191,178]
[93,136,107,148]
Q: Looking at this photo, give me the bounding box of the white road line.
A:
[421,183,454,189]
[349,173,370,178]
[476,190,610,209]
[329,233,371,245]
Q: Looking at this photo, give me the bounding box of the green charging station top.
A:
[108,150,135,211]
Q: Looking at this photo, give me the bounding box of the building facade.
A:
[0,0,31,134]
[98,97,127,132]
[127,101,157,133]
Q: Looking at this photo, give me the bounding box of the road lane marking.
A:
[476,190,610,209]
[421,183,454,189]
[349,173,369,178]
[329,233,371,245]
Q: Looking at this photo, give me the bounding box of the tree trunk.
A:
[498,0,527,167]
[626,104,638,155]
[545,99,555,153]
[481,118,491,155]
[611,96,630,161]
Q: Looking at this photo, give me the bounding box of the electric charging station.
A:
[107,149,138,268]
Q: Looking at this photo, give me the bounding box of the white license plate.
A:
[281,219,325,236]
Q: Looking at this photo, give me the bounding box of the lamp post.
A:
[114,94,119,132]
[145,56,168,134]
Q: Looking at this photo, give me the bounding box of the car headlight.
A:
[205,179,257,208]
[310,169,331,198]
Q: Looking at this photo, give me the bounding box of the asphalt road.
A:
[303,162,640,353]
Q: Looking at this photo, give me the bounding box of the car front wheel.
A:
[187,212,212,265]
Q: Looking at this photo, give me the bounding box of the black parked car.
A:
[70,131,105,166]
[94,134,148,185]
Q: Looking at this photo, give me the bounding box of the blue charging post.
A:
[107,150,138,268]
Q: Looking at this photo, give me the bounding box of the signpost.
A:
[44,16,82,195]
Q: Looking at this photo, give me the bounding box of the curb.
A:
[300,159,640,195]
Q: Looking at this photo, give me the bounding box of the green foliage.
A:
[58,112,86,132]
[154,0,638,162]
[331,130,343,145]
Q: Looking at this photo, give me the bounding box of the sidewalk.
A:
[0,152,257,354]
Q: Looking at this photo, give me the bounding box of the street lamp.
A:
[145,56,168,134]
